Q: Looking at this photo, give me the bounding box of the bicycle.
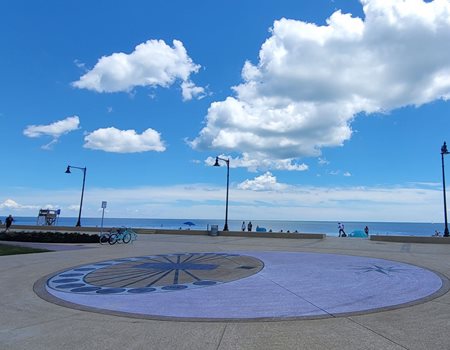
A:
[108,227,137,245]
[99,227,121,244]
[99,231,112,244]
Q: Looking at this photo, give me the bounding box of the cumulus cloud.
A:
[238,172,289,191]
[205,153,308,172]
[191,0,450,168]
[0,199,38,210]
[181,80,206,101]
[73,39,204,100]
[84,127,166,153]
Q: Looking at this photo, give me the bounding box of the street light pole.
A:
[213,156,230,231]
[441,142,449,237]
[65,165,87,227]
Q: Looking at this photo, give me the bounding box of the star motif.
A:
[352,264,405,275]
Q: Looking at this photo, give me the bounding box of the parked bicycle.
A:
[99,230,112,244]
[99,227,138,245]
[108,227,138,245]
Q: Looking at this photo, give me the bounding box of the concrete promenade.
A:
[1,233,450,349]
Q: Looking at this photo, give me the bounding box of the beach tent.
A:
[348,230,367,238]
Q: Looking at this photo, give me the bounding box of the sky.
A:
[1,0,450,223]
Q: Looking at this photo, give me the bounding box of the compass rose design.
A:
[351,264,405,276]
[47,253,263,295]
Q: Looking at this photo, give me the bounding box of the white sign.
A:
[101,201,107,209]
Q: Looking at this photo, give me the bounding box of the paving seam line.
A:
[347,316,409,349]
[215,324,228,350]
[256,271,333,318]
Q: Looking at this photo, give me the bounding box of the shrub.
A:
[0,231,99,243]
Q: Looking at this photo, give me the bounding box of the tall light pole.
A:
[65,165,87,227]
[441,142,449,237]
[213,156,230,231]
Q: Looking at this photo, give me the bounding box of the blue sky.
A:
[1,0,450,222]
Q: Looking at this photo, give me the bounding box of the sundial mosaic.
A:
[47,253,264,295]
[38,251,447,320]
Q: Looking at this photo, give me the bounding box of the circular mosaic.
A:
[47,253,263,295]
[36,251,448,321]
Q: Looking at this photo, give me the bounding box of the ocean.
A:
[7,216,445,237]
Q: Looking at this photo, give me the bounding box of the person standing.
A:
[364,226,369,236]
[241,221,246,231]
[5,215,14,232]
[247,221,253,232]
[338,222,346,237]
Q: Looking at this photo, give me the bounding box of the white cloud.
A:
[73,59,86,70]
[318,158,330,166]
[0,199,38,210]
[23,116,80,139]
[181,80,206,101]
[192,0,450,167]
[67,204,80,211]
[0,182,443,222]
[41,139,58,150]
[42,204,60,210]
[72,39,204,100]
[328,170,351,177]
[204,153,308,172]
[84,127,166,153]
[238,172,289,191]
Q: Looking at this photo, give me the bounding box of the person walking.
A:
[5,215,14,232]
[338,222,346,237]
[241,221,246,231]
[247,221,253,232]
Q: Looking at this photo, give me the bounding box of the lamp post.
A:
[213,156,230,231]
[65,165,87,227]
[441,143,450,237]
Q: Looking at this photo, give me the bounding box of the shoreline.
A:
[3,224,450,243]
[2,216,446,237]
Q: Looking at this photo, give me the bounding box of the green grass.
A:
[0,243,50,256]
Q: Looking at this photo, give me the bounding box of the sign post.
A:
[101,201,107,233]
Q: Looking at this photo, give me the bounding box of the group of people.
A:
[241,221,253,232]
[338,222,369,237]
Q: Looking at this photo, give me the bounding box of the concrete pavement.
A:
[1,233,450,349]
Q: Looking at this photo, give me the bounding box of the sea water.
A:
[7,216,445,237]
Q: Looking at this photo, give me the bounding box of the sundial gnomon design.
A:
[47,253,264,295]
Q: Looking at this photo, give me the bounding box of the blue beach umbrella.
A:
[183,221,196,226]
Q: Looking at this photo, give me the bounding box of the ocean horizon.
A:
[7,216,446,237]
